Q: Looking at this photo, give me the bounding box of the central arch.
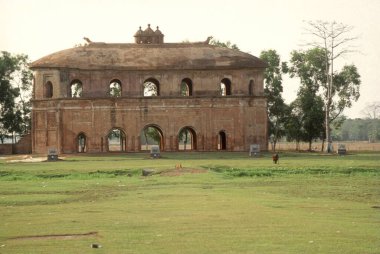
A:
[107,128,126,152]
[140,124,164,151]
[178,126,197,151]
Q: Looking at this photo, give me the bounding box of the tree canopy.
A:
[303,20,361,152]
[260,49,289,151]
[210,39,239,50]
[0,51,32,143]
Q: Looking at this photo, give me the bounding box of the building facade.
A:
[30,25,268,154]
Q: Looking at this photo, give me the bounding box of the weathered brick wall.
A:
[0,144,13,155]
[32,60,267,154]
[32,96,267,154]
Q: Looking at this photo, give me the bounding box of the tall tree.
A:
[304,21,360,152]
[289,48,326,150]
[296,87,325,150]
[361,101,380,142]
[260,50,289,151]
[0,51,32,143]
[285,102,303,151]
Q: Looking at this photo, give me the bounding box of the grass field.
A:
[1,152,379,253]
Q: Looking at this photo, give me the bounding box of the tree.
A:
[288,48,326,151]
[142,127,161,149]
[361,101,380,142]
[0,51,32,144]
[179,129,190,150]
[285,102,303,151]
[362,101,380,120]
[260,50,289,151]
[304,20,361,152]
[210,39,239,50]
[297,88,325,151]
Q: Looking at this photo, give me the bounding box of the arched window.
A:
[181,78,193,96]
[218,131,227,150]
[140,125,164,150]
[178,127,197,150]
[249,79,254,96]
[109,80,122,97]
[77,133,87,153]
[143,78,160,96]
[44,81,53,98]
[220,78,231,96]
[107,128,126,152]
[70,80,83,98]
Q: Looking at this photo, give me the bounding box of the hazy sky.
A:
[1,0,379,118]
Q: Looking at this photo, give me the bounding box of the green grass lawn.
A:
[0,152,379,253]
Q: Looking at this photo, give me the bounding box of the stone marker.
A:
[337,144,347,155]
[249,144,260,157]
[142,169,155,176]
[150,145,161,158]
[47,147,58,161]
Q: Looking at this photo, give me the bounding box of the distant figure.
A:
[83,37,92,43]
[272,153,279,164]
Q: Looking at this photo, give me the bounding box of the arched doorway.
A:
[107,128,126,152]
[218,131,227,150]
[140,125,164,151]
[77,133,87,153]
[178,127,197,151]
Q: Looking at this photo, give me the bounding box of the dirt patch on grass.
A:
[1,155,68,163]
[9,231,98,240]
[160,168,207,176]
[4,155,46,163]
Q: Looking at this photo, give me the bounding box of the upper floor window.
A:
[44,81,53,98]
[220,78,231,96]
[181,78,193,96]
[143,78,160,96]
[109,79,122,97]
[70,80,83,98]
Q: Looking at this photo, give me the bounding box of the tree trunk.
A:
[321,138,325,152]
[144,131,148,150]
[184,132,188,150]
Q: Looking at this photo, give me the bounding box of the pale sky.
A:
[1,0,379,118]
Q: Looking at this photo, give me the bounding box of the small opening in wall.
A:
[45,81,53,98]
[109,80,122,97]
[143,78,160,96]
[70,80,83,98]
[181,78,193,96]
[220,78,231,96]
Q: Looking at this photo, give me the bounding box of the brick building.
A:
[30,25,267,154]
